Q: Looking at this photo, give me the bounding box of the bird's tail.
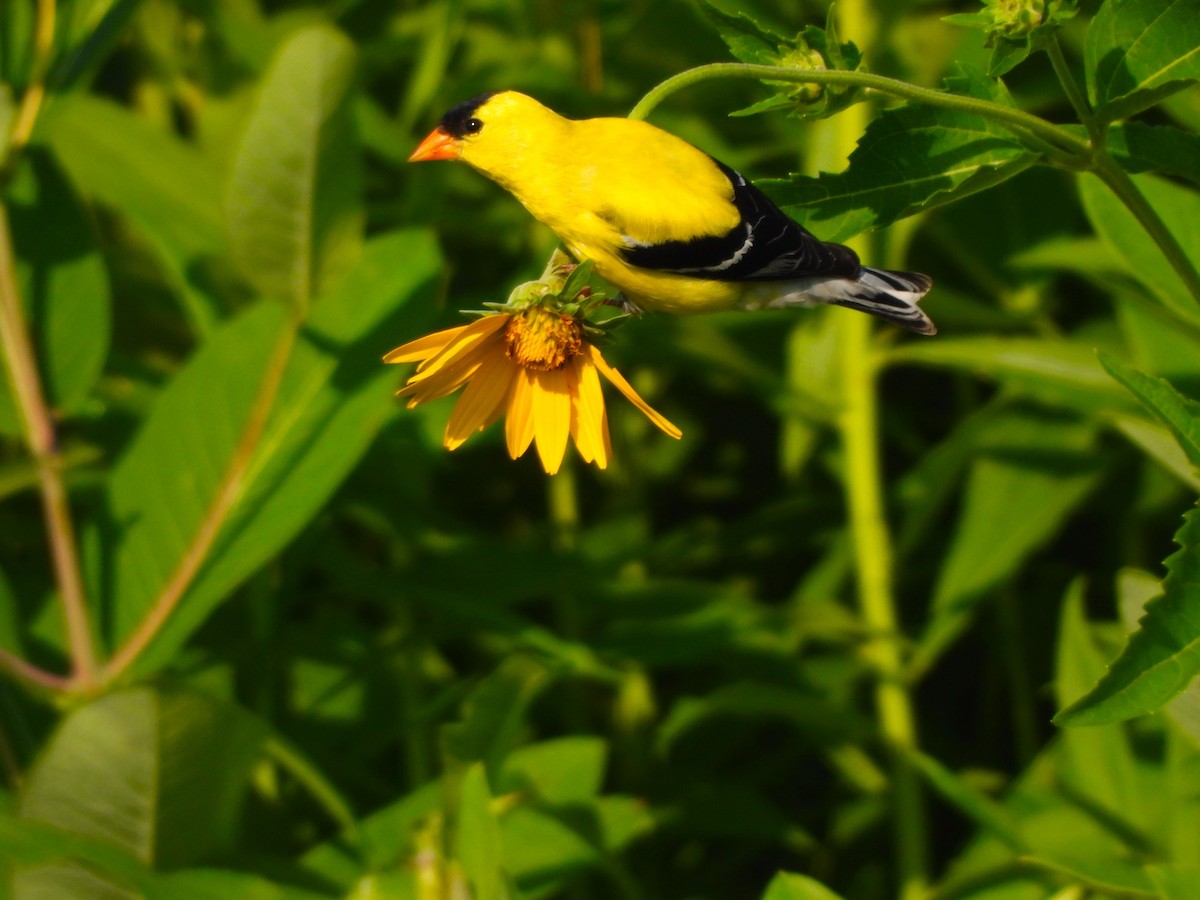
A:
[831,267,936,335]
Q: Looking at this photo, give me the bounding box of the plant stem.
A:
[1091,154,1200,308]
[629,63,1090,158]
[630,59,1200,311]
[840,318,928,898]
[1045,36,1101,143]
[0,204,98,689]
[0,647,71,693]
[102,321,299,683]
[1,0,56,188]
[823,0,927,888]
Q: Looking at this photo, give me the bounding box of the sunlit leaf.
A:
[760,871,845,900]
[1053,582,1146,826]
[14,686,265,895]
[1086,0,1200,121]
[1080,173,1200,322]
[1056,502,1200,726]
[226,24,362,313]
[128,231,439,672]
[455,763,505,900]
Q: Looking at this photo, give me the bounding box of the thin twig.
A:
[629,62,1091,158]
[0,647,71,693]
[0,205,98,688]
[102,321,299,683]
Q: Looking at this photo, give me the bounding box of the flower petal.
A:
[444,352,517,451]
[586,344,682,439]
[568,357,608,469]
[415,313,509,375]
[505,368,537,460]
[383,324,468,364]
[398,341,491,406]
[532,367,571,475]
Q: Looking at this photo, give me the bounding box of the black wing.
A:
[618,159,859,282]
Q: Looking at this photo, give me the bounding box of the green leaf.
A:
[0,149,110,436]
[1086,0,1200,121]
[0,813,156,895]
[1053,582,1145,824]
[104,300,291,647]
[760,871,845,900]
[226,24,362,314]
[455,763,505,900]
[764,70,1036,242]
[695,1,786,66]
[13,687,265,895]
[1080,173,1200,322]
[126,230,439,672]
[40,93,228,335]
[904,749,1027,853]
[892,337,1123,411]
[1056,501,1200,726]
[1099,353,1200,471]
[442,657,551,773]
[1148,865,1200,900]
[147,868,336,900]
[1105,123,1200,187]
[914,413,1102,675]
[499,737,607,805]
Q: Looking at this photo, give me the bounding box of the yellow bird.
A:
[410,91,935,335]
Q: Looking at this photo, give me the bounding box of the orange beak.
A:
[409,127,460,162]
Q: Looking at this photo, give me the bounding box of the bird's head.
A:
[409,91,567,187]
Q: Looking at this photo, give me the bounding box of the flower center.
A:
[504,308,583,371]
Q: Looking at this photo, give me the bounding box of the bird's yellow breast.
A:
[455,93,748,312]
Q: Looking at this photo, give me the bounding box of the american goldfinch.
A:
[410,91,935,334]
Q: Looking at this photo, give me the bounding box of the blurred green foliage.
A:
[1,0,1200,897]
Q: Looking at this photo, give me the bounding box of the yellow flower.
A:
[384,307,681,475]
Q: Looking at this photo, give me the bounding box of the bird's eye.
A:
[463,118,483,134]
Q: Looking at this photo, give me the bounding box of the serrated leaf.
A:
[1086,0,1200,121]
[695,0,785,66]
[226,24,362,313]
[1079,173,1200,323]
[764,70,1035,242]
[1099,353,1200,471]
[109,230,439,671]
[14,687,265,896]
[0,149,110,436]
[992,38,1038,76]
[41,93,228,335]
[1056,502,1200,726]
[1105,123,1200,187]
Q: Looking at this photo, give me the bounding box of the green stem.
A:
[101,321,299,684]
[629,63,1089,158]
[1,0,56,189]
[1092,153,1200,308]
[630,60,1200,311]
[0,204,98,690]
[1045,36,1101,143]
[840,318,929,898]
